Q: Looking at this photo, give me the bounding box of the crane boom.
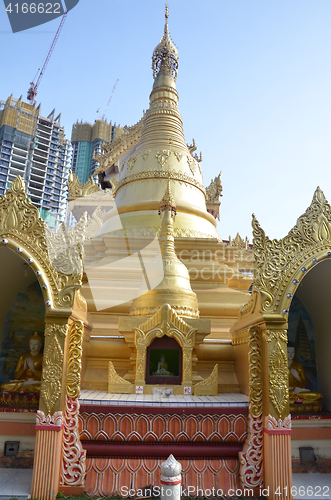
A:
[101,79,119,120]
[27,12,68,104]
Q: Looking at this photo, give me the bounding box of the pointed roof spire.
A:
[152,3,179,82]
[159,176,176,214]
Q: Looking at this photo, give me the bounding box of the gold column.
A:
[262,328,292,500]
[31,322,69,500]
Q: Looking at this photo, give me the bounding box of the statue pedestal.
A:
[0,390,39,409]
[290,401,323,414]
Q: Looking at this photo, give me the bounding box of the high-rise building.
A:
[0,95,70,230]
[71,119,121,183]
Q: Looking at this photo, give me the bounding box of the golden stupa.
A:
[80,6,252,393]
[97,6,219,240]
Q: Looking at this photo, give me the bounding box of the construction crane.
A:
[27,12,68,105]
[97,79,119,120]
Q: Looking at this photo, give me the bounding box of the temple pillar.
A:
[31,321,69,500]
[31,319,87,500]
[262,327,292,500]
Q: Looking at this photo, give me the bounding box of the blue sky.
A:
[1,0,331,241]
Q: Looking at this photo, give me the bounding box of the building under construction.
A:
[71,119,121,183]
[0,94,70,230]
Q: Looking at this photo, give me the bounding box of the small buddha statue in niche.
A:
[287,345,322,405]
[154,354,172,376]
[1,331,43,393]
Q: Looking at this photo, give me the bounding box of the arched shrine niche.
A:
[146,336,182,385]
[289,259,331,412]
[0,247,45,406]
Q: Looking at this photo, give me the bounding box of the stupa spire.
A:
[159,177,177,261]
[152,3,179,82]
[129,183,199,318]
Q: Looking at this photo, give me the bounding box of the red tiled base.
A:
[85,457,240,497]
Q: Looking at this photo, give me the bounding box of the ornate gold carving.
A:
[187,138,202,164]
[156,150,171,167]
[265,414,291,431]
[182,349,192,383]
[66,321,84,399]
[111,225,217,240]
[248,326,263,419]
[67,170,100,200]
[45,215,87,276]
[94,116,145,174]
[173,151,182,162]
[61,396,86,486]
[229,232,249,249]
[0,176,84,309]
[239,293,257,318]
[193,364,218,396]
[111,177,118,196]
[134,304,196,385]
[85,206,107,240]
[253,187,331,312]
[269,339,289,416]
[127,155,137,172]
[187,155,196,175]
[160,177,176,212]
[136,304,195,347]
[232,329,249,345]
[0,393,39,408]
[41,332,64,414]
[141,150,151,160]
[108,361,133,394]
[44,323,68,338]
[114,169,205,197]
[265,329,288,344]
[152,4,178,82]
[205,173,223,202]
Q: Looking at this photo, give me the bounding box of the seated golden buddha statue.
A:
[288,345,322,411]
[153,354,173,376]
[1,331,43,393]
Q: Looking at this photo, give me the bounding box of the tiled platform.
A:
[79,389,250,407]
[0,468,32,499]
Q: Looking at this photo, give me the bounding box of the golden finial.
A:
[159,176,176,216]
[152,3,178,82]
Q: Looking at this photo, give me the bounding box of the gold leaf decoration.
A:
[253,186,331,312]
[156,150,171,167]
[249,326,263,418]
[141,150,151,160]
[67,170,100,200]
[127,155,137,172]
[66,321,84,399]
[41,333,64,414]
[269,340,289,416]
[0,176,84,309]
